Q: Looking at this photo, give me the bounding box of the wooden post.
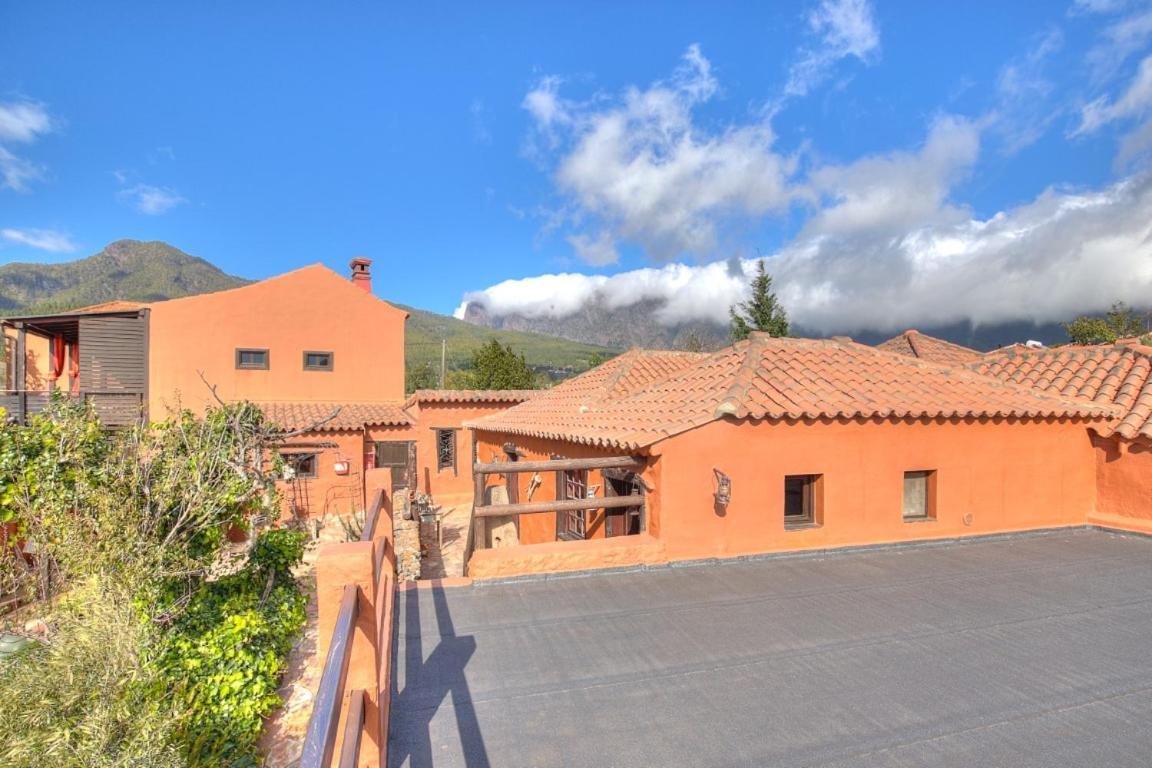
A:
[14,322,25,424]
[472,458,487,553]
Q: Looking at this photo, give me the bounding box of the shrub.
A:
[158,529,307,767]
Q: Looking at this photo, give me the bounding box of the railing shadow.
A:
[389,585,490,768]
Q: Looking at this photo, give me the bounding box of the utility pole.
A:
[440,339,446,388]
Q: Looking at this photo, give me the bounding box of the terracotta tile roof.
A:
[470,336,1112,450]
[65,300,150,313]
[877,330,982,366]
[405,389,538,408]
[256,401,412,433]
[974,341,1152,441]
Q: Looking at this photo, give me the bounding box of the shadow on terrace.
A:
[389,586,490,768]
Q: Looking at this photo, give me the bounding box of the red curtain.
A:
[50,336,66,380]
[68,340,80,392]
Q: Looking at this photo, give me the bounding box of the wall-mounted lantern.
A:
[333,458,350,476]
[713,468,731,507]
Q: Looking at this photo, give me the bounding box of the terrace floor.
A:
[389,529,1152,768]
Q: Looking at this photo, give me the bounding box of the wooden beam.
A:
[475,494,643,517]
[474,455,644,475]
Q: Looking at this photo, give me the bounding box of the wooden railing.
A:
[0,390,144,427]
[302,488,396,768]
[470,455,647,553]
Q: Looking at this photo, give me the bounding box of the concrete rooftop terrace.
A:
[389,530,1152,768]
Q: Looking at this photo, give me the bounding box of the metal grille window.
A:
[435,428,456,472]
[235,348,269,370]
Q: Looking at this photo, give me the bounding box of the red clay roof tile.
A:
[877,329,982,367]
[471,336,1113,450]
[974,342,1152,441]
[256,401,412,433]
[404,389,537,408]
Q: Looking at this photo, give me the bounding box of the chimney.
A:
[349,256,372,293]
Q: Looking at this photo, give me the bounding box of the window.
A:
[303,351,333,371]
[903,470,936,520]
[435,428,456,472]
[283,452,317,479]
[784,474,822,528]
[236,348,269,370]
[557,469,588,540]
[605,471,643,538]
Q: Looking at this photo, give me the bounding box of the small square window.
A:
[435,428,456,472]
[303,351,334,371]
[283,453,318,479]
[903,470,936,520]
[236,348,269,370]
[784,474,822,528]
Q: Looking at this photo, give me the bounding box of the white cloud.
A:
[0,146,44,192]
[0,100,53,144]
[1084,6,1152,81]
[806,115,980,235]
[989,28,1064,153]
[461,171,1152,334]
[785,0,881,97]
[527,44,798,263]
[1076,53,1152,134]
[118,183,187,215]
[566,231,620,266]
[0,99,54,192]
[0,227,77,253]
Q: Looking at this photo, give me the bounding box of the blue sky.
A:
[3,1,1152,332]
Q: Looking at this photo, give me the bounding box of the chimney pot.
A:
[349,256,372,293]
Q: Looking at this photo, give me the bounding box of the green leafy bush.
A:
[159,530,308,767]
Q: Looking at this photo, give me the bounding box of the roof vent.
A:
[1025,340,1045,349]
[714,401,740,418]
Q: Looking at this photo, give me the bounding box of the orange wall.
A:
[2,328,51,390]
[275,431,368,523]
[471,417,1099,576]
[410,401,526,501]
[1090,433,1152,534]
[656,417,1097,560]
[146,265,407,417]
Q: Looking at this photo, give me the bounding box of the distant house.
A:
[463,334,1146,579]
[877,329,982,366]
[1,259,531,521]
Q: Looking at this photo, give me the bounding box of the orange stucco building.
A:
[1,260,532,522]
[465,335,1149,580]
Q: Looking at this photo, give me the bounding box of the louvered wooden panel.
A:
[78,315,147,391]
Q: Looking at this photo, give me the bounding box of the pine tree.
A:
[469,339,536,389]
[729,259,789,341]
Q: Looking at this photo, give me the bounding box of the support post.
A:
[14,322,26,424]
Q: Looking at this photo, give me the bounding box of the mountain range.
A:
[462,298,1080,352]
[0,240,615,377]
